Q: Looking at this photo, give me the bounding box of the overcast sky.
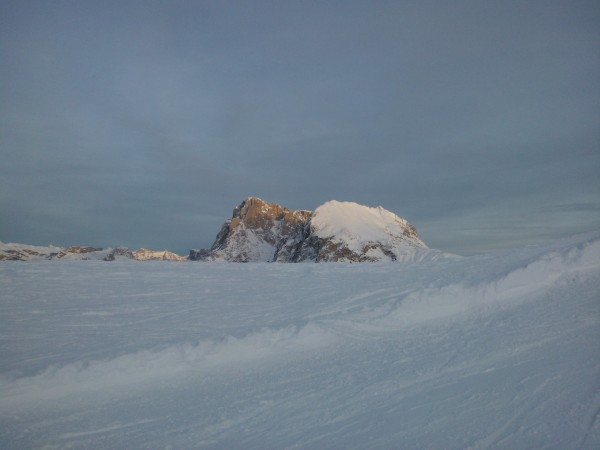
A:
[1,0,598,255]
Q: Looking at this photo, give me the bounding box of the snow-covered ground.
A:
[1,233,599,449]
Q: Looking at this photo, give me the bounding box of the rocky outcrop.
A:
[132,248,187,261]
[189,248,210,261]
[0,244,103,261]
[193,197,432,262]
[102,247,135,261]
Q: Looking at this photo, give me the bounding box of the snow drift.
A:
[0,232,599,448]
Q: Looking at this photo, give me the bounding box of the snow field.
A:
[0,232,599,448]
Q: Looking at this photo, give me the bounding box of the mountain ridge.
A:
[0,242,186,262]
[192,197,441,263]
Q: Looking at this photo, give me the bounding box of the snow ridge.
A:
[0,323,334,410]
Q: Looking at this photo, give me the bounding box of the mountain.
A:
[0,243,186,262]
[191,197,440,262]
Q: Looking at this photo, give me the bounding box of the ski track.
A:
[0,232,599,448]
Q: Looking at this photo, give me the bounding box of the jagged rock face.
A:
[207,197,312,262]
[197,197,430,263]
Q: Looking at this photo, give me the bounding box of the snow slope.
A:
[309,200,433,262]
[1,233,599,448]
[312,200,426,249]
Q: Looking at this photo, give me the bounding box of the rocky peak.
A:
[228,197,311,240]
[206,197,312,262]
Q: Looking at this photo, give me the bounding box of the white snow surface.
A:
[312,200,427,251]
[1,232,600,449]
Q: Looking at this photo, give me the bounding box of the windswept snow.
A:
[1,233,599,448]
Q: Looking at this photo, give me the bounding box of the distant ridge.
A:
[0,243,186,261]
[191,197,444,262]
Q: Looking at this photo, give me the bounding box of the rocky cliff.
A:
[191,197,311,262]
[192,197,434,262]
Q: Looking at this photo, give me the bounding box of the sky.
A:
[1,0,599,256]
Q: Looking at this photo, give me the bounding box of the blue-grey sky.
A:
[1,0,599,255]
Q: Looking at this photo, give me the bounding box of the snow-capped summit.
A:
[192,197,438,262]
[308,200,427,262]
